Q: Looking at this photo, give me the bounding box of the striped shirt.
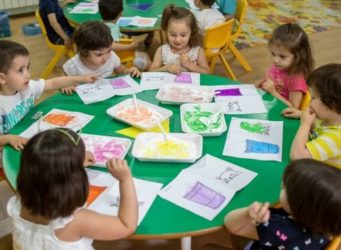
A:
[306,122,341,169]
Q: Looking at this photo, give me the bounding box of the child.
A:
[289,64,341,169]
[256,23,314,109]
[39,0,75,50]
[7,128,138,249]
[62,21,140,94]
[224,159,341,250]
[0,40,96,150]
[192,0,225,33]
[149,4,210,74]
[216,0,237,20]
[98,0,151,71]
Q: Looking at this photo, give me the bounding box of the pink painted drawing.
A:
[93,140,127,164]
[183,181,225,209]
[110,78,131,89]
[175,72,192,84]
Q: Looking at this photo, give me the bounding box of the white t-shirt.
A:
[193,8,225,33]
[63,52,121,78]
[7,197,94,250]
[0,79,45,135]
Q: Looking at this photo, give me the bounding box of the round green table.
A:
[3,74,299,248]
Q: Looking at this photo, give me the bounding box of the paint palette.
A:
[132,132,203,162]
[106,98,173,131]
[180,103,227,136]
[81,133,132,166]
[156,84,214,104]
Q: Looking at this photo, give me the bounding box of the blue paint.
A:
[245,139,279,154]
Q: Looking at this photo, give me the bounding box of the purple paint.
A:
[175,72,192,84]
[110,78,131,89]
[215,88,242,96]
[183,181,225,209]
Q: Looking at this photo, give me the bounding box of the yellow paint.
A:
[142,139,191,158]
[115,120,170,139]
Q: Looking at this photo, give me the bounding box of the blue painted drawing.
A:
[245,139,279,154]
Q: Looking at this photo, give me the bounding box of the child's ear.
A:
[0,73,6,84]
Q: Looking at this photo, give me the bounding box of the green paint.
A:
[184,106,222,132]
[240,121,266,134]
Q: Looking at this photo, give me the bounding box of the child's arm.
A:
[224,202,270,240]
[83,151,95,167]
[47,13,72,50]
[281,107,302,119]
[261,79,292,107]
[112,41,138,52]
[44,75,96,92]
[180,48,210,74]
[149,47,181,74]
[68,159,138,240]
[0,134,28,150]
[288,91,304,109]
[290,108,315,159]
[114,65,141,77]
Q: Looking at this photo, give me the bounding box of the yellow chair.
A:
[326,236,341,250]
[299,90,311,110]
[35,9,74,79]
[228,0,252,72]
[204,19,236,80]
[115,38,135,67]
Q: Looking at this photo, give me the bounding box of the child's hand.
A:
[80,74,98,83]
[248,202,270,224]
[84,151,95,167]
[107,158,132,182]
[167,64,181,74]
[130,41,139,50]
[255,79,266,88]
[180,54,192,69]
[261,79,277,94]
[301,107,316,125]
[282,107,302,119]
[8,135,28,151]
[61,85,76,95]
[126,66,141,77]
[64,37,73,51]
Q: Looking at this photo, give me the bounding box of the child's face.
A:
[270,45,294,71]
[309,88,334,121]
[83,47,112,68]
[279,187,291,214]
[0,55,31,95]
[167,19,191,52]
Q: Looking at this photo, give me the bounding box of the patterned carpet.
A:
[235,0,341,49]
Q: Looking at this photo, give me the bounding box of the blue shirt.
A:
[216,0,237,15]
[39,0,73,44]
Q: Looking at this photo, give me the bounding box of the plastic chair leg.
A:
[41,50,63,79]
[209,56,219,74]
[219,54,237,80]
[228,42,252,72]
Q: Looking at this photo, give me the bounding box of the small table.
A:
[3,74,299,249]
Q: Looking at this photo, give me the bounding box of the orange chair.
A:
[299,90,311,110]
[326,236,341,250]
[204,19,236,80]
[35,9,74,79]
[228,0,252,72]
[115,38,135,67]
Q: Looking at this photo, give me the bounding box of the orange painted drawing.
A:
[43,113,75,127]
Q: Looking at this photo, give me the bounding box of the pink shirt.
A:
[267,65,307,100]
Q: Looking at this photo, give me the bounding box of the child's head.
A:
[307,63,341,118]
[269,23,314,77]
[0,40,30,94]
[17,129,88,220]
[281,159,341,235]
[194,0,216,8]
[73,21,113,67]
[98,0,123,22]
[161,4,201,49]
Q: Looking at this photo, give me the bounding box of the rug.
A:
[235,0,341,49]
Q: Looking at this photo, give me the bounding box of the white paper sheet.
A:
[129,16,158,27]
[20,108,94,138]
[212,84,267,114]
[140,72,200,91]
[158,154,257,220]
[223,117,283,162]
[185,0,218,10]
[76,79,115,104]
[109,75,142,95]
[86,169,117,187]
[70,2,98,14]
[89,178,163,225]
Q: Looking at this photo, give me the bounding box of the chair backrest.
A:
[35,9,48,38]
[232,0,248,38]
[299,90,311,110]
[115,38,135,67]
[326,236,341,250]
[204,19,234,57]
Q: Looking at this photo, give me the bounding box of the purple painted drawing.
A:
[174,72,192,84]
[183,181,226,209]
[215,88,242,96]
[93,140,126,164]
[111,78,131,89]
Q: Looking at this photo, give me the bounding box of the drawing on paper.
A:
[174,72,192,83]
[110,78,131,89]
[184,105,222,132]
[91,141,127,162]
[240,121,270,135]
[183,181,226,209]
[81,84,102,95]
[216,167,243,184]
[128,3,153,11]
[43,113,75,127]
[145,75,167,81]
[245,139,279,154]
[226,101,242,112]
[109,197,145,207]
[215,88,242,96]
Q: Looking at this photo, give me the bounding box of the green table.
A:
[3,74,299,248]
[63,0,188,32]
